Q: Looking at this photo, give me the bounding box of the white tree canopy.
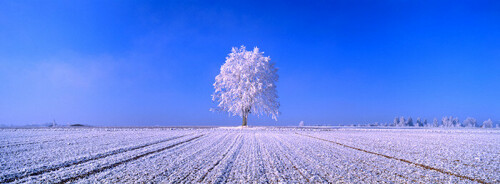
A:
[211,46,279,125]
[393,117,399,126]
[482,119,493,128]
[433,118,439,127]
[463,117,477,127]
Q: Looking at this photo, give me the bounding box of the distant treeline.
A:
[367,116,496,128]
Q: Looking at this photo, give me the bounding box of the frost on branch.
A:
[211,46,279,126]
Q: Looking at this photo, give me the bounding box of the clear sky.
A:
[1,0,499,126]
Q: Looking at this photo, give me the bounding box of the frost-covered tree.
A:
[393,117,399,126]
[463,117,477,128]
[399,116,405,127]
[440,116,460,127]
[407,117,413,126]
[482,119,493,128]
[299,121,304,127]
[433,118,439,127]
[423,119,428,127]
[442,116,454,127]
[416,117,422,127]
[441,116,448,127]
[453,117,461,127]
[212,46,279,126]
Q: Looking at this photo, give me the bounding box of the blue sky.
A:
[0,0,499,126]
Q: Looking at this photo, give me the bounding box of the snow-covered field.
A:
[1,127,498,183]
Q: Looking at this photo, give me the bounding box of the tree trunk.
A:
[242,114,248,126]
[242,107,250,126]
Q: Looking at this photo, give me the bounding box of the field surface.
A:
[1,127,498,183]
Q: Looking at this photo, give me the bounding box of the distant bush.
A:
[70,124,86,127]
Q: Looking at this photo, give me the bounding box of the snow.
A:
[0,127,498,183]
